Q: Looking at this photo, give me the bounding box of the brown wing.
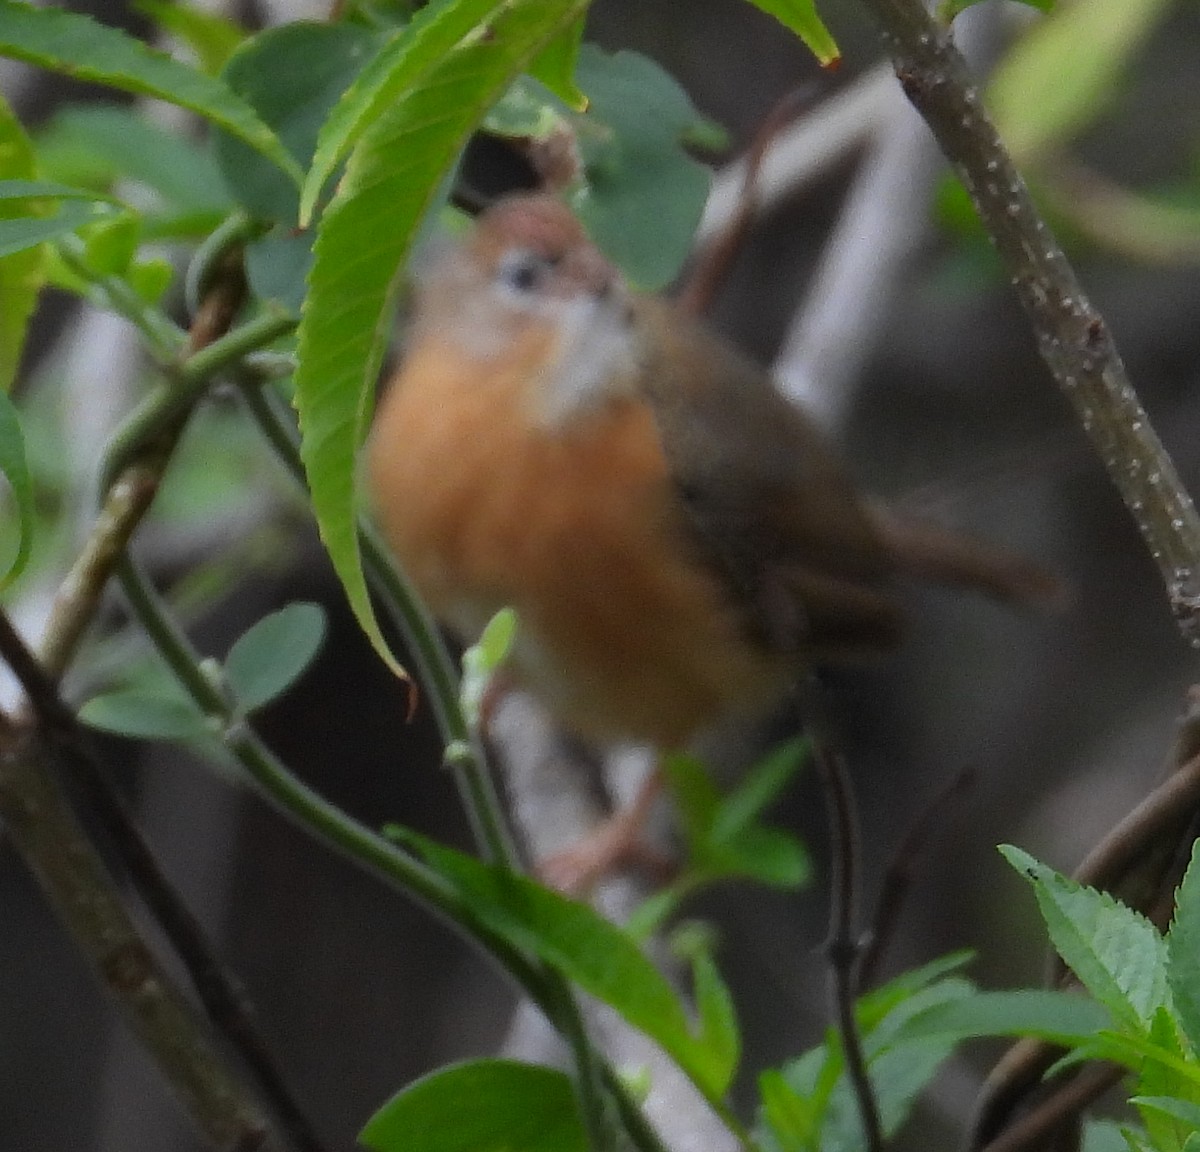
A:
[632,296,903,660]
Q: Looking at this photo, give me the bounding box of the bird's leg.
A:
[536,765,675,895]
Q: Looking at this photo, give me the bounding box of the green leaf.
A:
[567,46,714,290]
[36,105,233,214]
[743,0,839,68]
[396,830,732,1100]
[1001,845,1169,1034]
[134,0,247,75]
[710,737,807,843]
[988,0,1172,165]
[1135,1007,1198,1151]
[1167,840,1200,1052]
[245,226,313,312]
[672,924,741,1094]
[460,608,517,727]
[0,95,41,395]
[294,0,588,681]
[80,688,211,742]
[941,0,1051,20]
[1132,1097,1200,1134]
[0,200,106,258]
[82,213,141,277]
[759,1068,820,1152]
[360,1060,585,1152]
[666,751,811,888]
[213,21,383,223]
[0,389,33,588]
[0,0,299,183]
[527,14,587,110]
[301,0,517,227]
[0,178,122,205]
[901,989,1112,1046]
[224,603,327,714]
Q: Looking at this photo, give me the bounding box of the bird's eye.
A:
[497,250,550,294]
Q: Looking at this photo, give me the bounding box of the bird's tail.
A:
[871,506,1068,611]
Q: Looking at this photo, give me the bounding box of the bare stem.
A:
[858,0,1200,641]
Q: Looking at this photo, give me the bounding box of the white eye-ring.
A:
[496,248,553,294]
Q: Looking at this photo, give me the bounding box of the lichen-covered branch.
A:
[858,0,1200,641]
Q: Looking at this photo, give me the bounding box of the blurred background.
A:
[3,0,1200,1148]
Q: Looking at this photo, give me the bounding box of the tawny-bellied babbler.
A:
[367,194,1057,890]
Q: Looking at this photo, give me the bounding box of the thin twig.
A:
[857,0,1200,640]
[977,1063,1125,1152]
[859,768,975,989]
[0,610,327,1152]
[802,677,883,1152]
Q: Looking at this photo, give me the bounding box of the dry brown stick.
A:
[0,723,274,1152]
[977,1063,1125,1152]
[857,0,1200,641]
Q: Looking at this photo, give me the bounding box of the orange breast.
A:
[366,328,785,748]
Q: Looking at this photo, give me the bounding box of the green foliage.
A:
[0,99,43,394]
[82,602,327,745]
[758,954,977,1151]
[361,1060,586,1152]
[742,0,839,67]
[0,389,33,588]
[133,0,248,75]
[1003,844,1200,1151]
[988,0,1172,165]
[224,603,328,714]
[459,607,517,727]
[293,0,589,682]
[629,741,810,937]
[0,0,299,182]
[388,828,742,1101]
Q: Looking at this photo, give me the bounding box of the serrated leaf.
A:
[988,0,1172,164]
[527,14,586,110]
[0,0,299,183]
[36,105,233,214]
[214,22,382,223]
[567,46,713,290]
[80,688,211,742]
[901,989,1111,1045]
[294,0,588,681]
[0,96,41,395]
[224,603,327,714]
[1135,1007,1197,1151]
[1132,1098,1200,1138]
[1168,840,1200,1051]
[360,1059,585,1152]
[134,0,246,75]
[300,0,514,227]
[744,0,839,68]
[1002,845,1170,1033]
[395,828,732,1101]
[0,389,33,587]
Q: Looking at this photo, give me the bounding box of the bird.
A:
[366,193,1058,889]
